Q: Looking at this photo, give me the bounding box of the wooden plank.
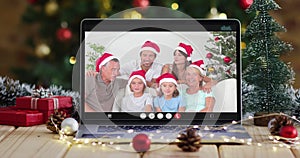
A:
[0,125,15,141]
[65,144,138,158]
[0,125,69,158]
[291,148,300,158]
[219,145,295,158]
[244,126,271,143]
[145,145,218,158]
[66,144,218,158]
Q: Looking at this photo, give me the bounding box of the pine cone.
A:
[176,127,202,152]
[46,109,67,133]
[269,115,294,136]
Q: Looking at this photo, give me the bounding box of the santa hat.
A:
[189,60,206,76]
[140,40,160,55]
[95,52,118,72]
[175,42,193,61]
[156,73,178,87]
[128,70,147,86]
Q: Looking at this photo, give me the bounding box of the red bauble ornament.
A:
[279,126,298,138]
[214,37,220,42]
[223,56,231,63]
[56,28,72,41]
[132,133,151,152]
[206,52,213,59]
[132,0,149,8]
[239,0,253,10]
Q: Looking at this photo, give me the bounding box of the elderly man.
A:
[86,40,163,88]
[120,40,163,88]
[85,52,127,112]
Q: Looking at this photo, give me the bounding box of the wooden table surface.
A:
[0,125,299,158]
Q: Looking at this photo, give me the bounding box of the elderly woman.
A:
[182,60,215,112]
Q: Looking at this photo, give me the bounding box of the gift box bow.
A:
[31,88,53,98]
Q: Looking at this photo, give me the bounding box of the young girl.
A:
[183,60,215,112]
[112,70,153,112]
[154,73,186,112]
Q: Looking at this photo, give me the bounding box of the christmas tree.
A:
[15,0,253,89]
[15,0,102,89]
[205,32,237,81]
[242,0,297,113]
[85,43,105,71]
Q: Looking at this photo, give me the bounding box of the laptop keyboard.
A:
[97,125,188,133]
[96,125,231,133]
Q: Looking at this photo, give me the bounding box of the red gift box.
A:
[0,107,43,126]
[15,96,73,111]
[15,96,73,123]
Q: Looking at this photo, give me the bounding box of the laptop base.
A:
[75,124,252,144]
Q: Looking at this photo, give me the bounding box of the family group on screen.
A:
[85,40,217,113]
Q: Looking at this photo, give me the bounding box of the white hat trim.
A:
[189,65,206,76]
[128,75,147,86]
[140,47,159,54]
[175,46,188,55]
[159,78,178,87]
[98,56,117,69]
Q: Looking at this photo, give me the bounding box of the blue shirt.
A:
[153,96,185,112]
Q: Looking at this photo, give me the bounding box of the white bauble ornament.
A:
[61,118,79,135]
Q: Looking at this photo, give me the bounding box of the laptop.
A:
[76,18,251,144]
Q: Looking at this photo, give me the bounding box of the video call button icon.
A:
[165,113,172,119]
[157,113,163,119]
[140,113,147,119]
[174,113,181,119]
[148,113,155,119]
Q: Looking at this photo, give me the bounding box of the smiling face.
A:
[173,50,187,65]
[185,67,203,87]
[140,50,156,67]
[130,77,145,94]
[101,60,120,82]
[160,82,177,97]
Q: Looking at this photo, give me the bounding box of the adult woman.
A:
[183,60,215,112]
[161,42,215,91]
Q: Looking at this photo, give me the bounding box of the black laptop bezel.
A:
[80,19,241,125]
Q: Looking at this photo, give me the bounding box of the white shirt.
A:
[120,60,163,81]
[113,93,153,112]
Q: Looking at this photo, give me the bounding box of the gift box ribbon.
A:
[30,98,59,110]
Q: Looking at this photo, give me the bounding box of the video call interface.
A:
[83,24,240,121]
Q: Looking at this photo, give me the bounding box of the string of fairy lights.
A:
[54,113,300,153]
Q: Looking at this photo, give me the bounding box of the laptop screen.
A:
[80,19,241,125]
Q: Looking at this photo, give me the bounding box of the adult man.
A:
[120,40,163,88]
[85,52,127,112]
